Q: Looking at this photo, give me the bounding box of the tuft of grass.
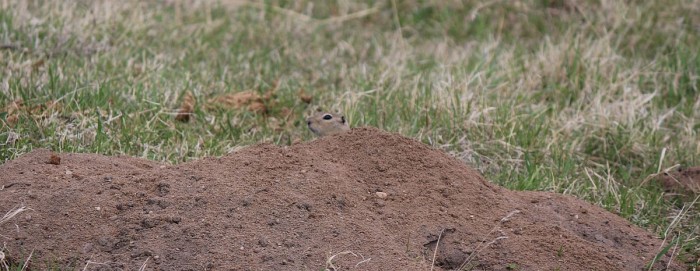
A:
[1,0,699,268]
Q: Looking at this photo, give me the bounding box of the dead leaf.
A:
[4,99,23,114]
[175,91,196,122]
[207,91,270,114]
[31,59,45,70]
[2,99,29,126]
[209,91,261,108]
[247,101,267,114]
[279,107,294,120]
[298,89,313,104]
[205,82,283,115]
[30,100,62,118]
[264,80,279,100]
[6,114,19,126]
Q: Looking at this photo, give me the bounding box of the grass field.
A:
[1,0,699,269]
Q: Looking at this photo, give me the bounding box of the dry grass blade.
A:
[647,195,699,270]
[459,210,520,269]
[241,1,313,22]
[19,250,32,271]
[325,250,370,271]
[0,250,8,271]
[240,1,379,26]
[138,257,150,271]
[82,260,110,271]
[429,228,446,271]
[0,205,30,225]
[318,6,380,25]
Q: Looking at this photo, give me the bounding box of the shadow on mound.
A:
[0,127,679,270]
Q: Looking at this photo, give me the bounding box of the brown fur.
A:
[306,112,350,137]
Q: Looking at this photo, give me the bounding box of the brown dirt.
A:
[0,128,680,270]
[657,166,700,196]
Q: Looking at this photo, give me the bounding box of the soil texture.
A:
[0,128,679,270]
[658,166,700,196]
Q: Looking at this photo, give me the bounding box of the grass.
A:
[1,0,699,269]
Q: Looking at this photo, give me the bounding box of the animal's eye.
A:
[322,114,333,120]
[341,116,346,123]
[307,121,312,125]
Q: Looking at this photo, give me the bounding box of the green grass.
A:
[1,0,699,269]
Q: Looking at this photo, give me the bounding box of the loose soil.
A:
[658,166,700,196]
[0,128,680,270]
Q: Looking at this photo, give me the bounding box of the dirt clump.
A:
[0,128,679,270]
[657,166,700,196]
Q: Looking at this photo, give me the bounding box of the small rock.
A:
[375,192,388,199]
[258,238,269,247]
[82,243,93,253]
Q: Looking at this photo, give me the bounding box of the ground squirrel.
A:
[306,112,350,137]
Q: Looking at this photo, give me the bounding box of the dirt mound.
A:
[0,128,679,270]
[657,166,700,196]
